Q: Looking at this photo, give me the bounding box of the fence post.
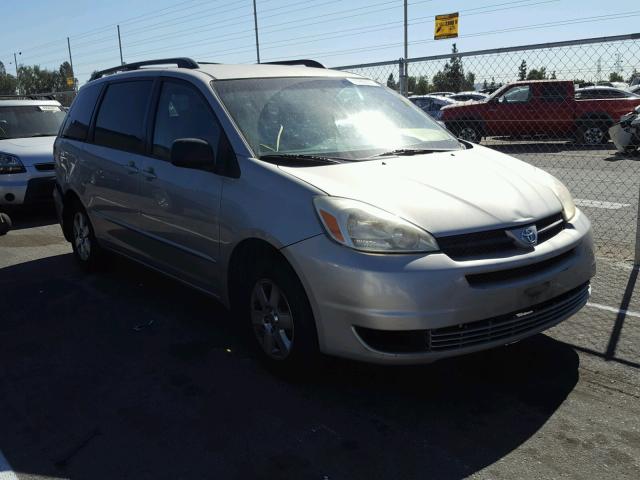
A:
[636,185,640,266]
[399,58,407,96]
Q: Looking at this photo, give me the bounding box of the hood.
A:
[441,99,486,110]
[279,144,563,236]
[0,136,56,166]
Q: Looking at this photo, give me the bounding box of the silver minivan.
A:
[54,58,595,367]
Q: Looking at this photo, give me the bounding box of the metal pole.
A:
[403,0,408,96]
[252,0,260,63]
[67,37,76,92]
[635,185,640,265]
[13,52,19,95]
[117,25,124,65]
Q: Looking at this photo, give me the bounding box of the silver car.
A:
[54,58,595,367]
[1,98,66,207]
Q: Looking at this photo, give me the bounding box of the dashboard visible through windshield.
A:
[213,77,461,161]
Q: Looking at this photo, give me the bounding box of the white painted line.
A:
[587,302,640,319]
[575,199,631,210]
[0,449,19,480]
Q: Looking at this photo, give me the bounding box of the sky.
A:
[0,0,638,86]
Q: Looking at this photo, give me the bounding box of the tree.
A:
[0,74,17,95]
[609,72,624,82]
[14,62,75,94]
[386,73,398,90]
[58,61,77,90]
[628,68,639,85]
[414,76,430,95]
[482,79,488,90]
[431,43,476,92]
[0,61,6,76]
[526,67,547,80]
[518,60,527,81]
[550,71,557,79]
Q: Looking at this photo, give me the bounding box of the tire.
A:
[69,202,104,271]
[0,212,11,236]
[242,253,320,371]
[454,122,482,143]
[577,120,609,145]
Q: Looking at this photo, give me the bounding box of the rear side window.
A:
[152,81,221,161]
[60,83,102,141]
[94,80,153,154]
[539,84,567,102]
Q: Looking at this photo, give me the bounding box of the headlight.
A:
[538,172,576,221]
[0,152,25,175]
[313,196,439,253]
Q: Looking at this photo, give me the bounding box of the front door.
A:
[484,84,534,137]
[137,79,223,292]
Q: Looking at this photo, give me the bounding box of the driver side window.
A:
[500,85,531,104]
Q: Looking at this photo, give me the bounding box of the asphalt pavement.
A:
[0,143,639,480]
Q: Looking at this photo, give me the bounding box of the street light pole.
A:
[252,0,260,63]
[13,52,20,95]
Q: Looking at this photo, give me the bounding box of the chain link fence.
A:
[337,33,640,367]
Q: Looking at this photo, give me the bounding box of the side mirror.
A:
[497,96,506,104]
[170,138,215,171]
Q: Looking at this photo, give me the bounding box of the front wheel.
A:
[244,255,320,370]
[454,123,482,143]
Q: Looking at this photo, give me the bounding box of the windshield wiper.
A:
[259,153,346,166]
[371,148,456,158]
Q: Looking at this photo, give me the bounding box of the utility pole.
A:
[13,52,20,95]
[117,25,124,65]
[252,0,260,63]
[67,37,76,92]
[402,0,408,96]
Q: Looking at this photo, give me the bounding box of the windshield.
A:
[213,77,460,160]
[0,105,66,139]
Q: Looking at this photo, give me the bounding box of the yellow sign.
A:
[434,12,459,40]
[66,77,74,87]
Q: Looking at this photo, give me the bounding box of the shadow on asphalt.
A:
[0,253,580,480]
[0,204,58,231]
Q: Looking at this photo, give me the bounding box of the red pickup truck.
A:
[440,80,640,144]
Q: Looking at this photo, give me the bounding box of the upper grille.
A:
[34,163,55,171]
[436,213,565,260]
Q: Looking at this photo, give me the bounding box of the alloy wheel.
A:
[583,126,604,145]
[73,211,91,261]
[250,279,294,360]
[459,127,479,142]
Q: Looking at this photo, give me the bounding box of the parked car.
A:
[449,91,489,102]
[0,97,66,207]
[575,86,640,100]
[409,95,458,120]
[54,58,595,368]
[441,80,640,144]
[429,91,455,97]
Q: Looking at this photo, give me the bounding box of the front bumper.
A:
[0,168,55,206]
[283,209,595,364]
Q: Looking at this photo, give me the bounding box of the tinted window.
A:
[0,105,65,139]
[540,84,567,102]
[152,81,221,161]
[61,83,102,141]
[94,81,153,153]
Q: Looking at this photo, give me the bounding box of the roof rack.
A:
[90,57,199,81]
[262,59,325,68]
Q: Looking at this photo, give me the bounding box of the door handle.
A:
[124,161,138,174]
[142,166,157,180]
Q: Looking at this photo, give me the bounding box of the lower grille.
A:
[354,282,589,354]
[23,177,55,204]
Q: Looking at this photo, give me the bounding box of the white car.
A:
[0,97,66,207]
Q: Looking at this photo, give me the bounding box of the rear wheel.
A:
[69,203,104,271]
[243,254,320,370]
[577,120,609,145]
